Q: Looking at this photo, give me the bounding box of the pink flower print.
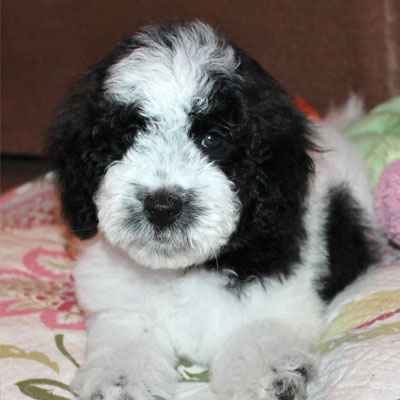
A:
[0,247,84,330]
[0,185,59,230]
[23,247,71,280]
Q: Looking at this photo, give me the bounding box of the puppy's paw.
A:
[71,357,177,400]
[247,354,315,400]
[212,350,316,400]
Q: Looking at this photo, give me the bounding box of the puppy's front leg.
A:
[210,320,317,400]
[71,311,179,400]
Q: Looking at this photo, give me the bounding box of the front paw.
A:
[71,357,177,400]
[253,355,315,400]
[212,350,316,400]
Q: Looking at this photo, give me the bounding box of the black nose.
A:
[144,192,183,229]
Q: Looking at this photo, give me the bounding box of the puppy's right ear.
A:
[49,75,101,239]
[49,38,140,239]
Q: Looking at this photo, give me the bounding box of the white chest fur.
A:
[74,239,324,365]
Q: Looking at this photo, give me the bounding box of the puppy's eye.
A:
[201,131,223,150]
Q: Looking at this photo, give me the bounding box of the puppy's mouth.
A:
[130,221,193,251]
[145,227,191,249]
[125,230,207,270]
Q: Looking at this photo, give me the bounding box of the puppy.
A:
[50,21,381,400]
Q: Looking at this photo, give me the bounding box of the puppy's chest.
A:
[139,269,252,332]
[77,244,254,327]
[144,270,266,362]
[76,242,321,362]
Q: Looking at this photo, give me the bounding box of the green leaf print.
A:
[315,320,400,354]
[0,345,59,372]
[177,362,210,382]
[55,334,80,368]
[16,379,74,400]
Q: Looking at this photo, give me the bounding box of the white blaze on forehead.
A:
[104,22,238,125]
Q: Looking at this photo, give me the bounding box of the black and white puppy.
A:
[50,21,381,400]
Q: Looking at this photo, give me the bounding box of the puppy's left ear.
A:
[231,53,316,270]
[248,93,316,268]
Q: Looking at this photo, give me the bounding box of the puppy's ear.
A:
[235,52,315,221]
[250,99,315,229]
[49,72,103,239]
[226,53,316,273]
[251,97,315,272]
[49,38,142,239]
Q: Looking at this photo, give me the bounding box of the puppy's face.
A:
[51,22,313,270]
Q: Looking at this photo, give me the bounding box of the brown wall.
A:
[2,0,400,155]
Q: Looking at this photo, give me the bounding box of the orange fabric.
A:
[293,96,322,121]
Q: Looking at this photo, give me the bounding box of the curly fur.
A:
[49,21,381,400]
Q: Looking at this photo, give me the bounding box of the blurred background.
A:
[2,0,400,192]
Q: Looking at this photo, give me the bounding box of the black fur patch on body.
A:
[318,186,380,301]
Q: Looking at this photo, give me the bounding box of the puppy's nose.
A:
[144,192,183,229]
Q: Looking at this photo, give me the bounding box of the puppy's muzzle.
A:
[144,191,183,230]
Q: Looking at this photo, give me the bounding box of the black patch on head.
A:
[318,186,380,301]
[48,36,147,239]
[190,79,247,161]
[192,48,316,283]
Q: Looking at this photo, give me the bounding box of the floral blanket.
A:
[1,175,400,400]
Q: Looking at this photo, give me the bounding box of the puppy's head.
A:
[50,21,314,270]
